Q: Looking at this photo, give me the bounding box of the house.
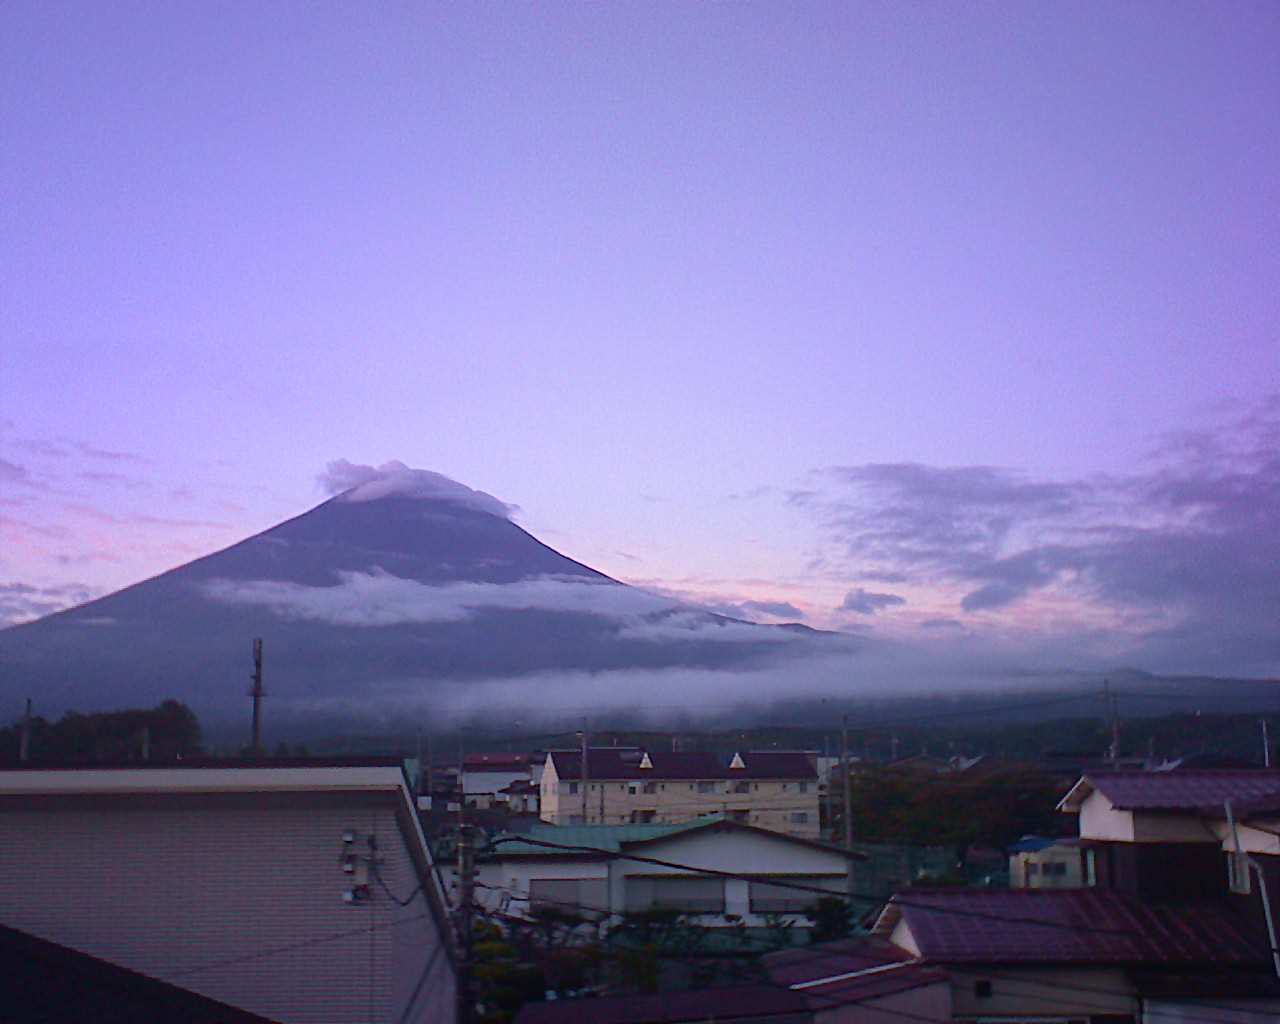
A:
[0,758,457,1024]
[510,937,950,1023]
[502,778,541,815]
[477,815,860,931]
[540,748,820,838]
[462,752,532,805]
[853,769,1280,1022]
[1008,836,1085,889]
[871,887,1277,1022]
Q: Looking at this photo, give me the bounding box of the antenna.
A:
[18,698,32,762]
[249,638,265,755]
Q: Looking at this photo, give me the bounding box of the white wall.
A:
[0,790,454,1024]
[609,826,850,928]
[1077,791,1135,841]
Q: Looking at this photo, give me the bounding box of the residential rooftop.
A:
[547,748,816,781]
[1059,769,1280,813]
[873,888,1269,967]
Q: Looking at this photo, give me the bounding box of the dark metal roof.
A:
[885,889,1269,967]
[513,984,811,1023]
[547,749,815,781]
[1071,770,1280,812]
[0,924,280,1023]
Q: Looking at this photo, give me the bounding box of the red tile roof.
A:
[878,889,1268,967]
[1061,770,1280,813]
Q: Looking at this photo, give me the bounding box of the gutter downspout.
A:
[1226,799,1280,980]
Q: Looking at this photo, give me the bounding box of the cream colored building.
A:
[539,747,820,839]
[1009,838,1085,888]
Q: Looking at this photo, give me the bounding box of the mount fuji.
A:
[0,467,824,735]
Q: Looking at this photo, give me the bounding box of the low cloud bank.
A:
[318,460,516,518]
[204,571,674,627]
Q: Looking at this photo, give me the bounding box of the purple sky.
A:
[3,3,1278,677]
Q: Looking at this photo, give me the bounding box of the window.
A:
[732,781,750,794]
[1044,862,1068,877]
[568,782,579,795]
[799,782,809,794]
[789,812,809,824]
[643,782,658,795]
[974,980,992,999]
[529,877,607,916]
[627,876,725,913]
[1027,862,1040,876]
[1084,848,1097,886]
[729,809,750,823]
[697,781,716,794]
[631,809,656,823]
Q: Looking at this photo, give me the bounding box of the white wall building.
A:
[478,816,858,930]
[0,760,457,1024]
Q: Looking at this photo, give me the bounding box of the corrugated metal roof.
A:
[485,821,696,857]
[885,889,1268,967]
[1073,770,1280,811]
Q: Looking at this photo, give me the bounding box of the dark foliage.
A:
[0,700,203,762]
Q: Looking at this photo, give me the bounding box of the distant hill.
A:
[0,487,822,734]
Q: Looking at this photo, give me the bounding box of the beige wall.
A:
[1009,845,1083,889]
[540,760,820,838]
[0,791,454,1024]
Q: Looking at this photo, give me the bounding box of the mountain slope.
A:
[0,492,818,733]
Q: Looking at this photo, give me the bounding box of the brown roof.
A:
[877,889,1269,967]
[547,749,815,782]
[1060,770,1280,813]
[464,752,530,771]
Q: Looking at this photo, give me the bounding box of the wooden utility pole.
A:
[426,733,435,804]
[456,824,475,1024]
[841,714,853,851]
[1104,679,1120,767]
[249,638,264,754]
[1262,720,1272,769]
[18,698,32,762]
[580,721,590,824]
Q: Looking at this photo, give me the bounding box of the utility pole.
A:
[141,725,150,761]
[426,733,435,805]
[1262,720,1272,769]
[18,698,32,762]
[249,638,264,755]
[456,823,475,1024]
[580,720,590,824]
[1104,679,1120,767]
[841,714,853,851]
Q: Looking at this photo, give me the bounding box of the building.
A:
[854,768,1280,1023]
[478,815,859,931]
[540,748,820,838]
[461,752,532,805]
[0,759,457,1024]
[1008,836,1085,889]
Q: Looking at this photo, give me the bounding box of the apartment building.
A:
[539,747,820,839]
[0,759,457,1024]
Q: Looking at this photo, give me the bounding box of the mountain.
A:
[0,487,823,736]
